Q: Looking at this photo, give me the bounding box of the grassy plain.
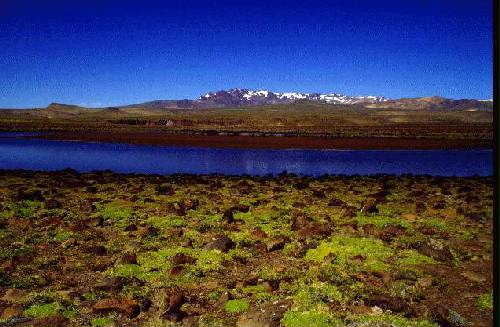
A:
[0,170,493,327]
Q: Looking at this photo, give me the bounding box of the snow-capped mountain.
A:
[199,88,388,106]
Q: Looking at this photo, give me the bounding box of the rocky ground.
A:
[0,170,493,327]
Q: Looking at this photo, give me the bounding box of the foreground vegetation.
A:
[0,170,493,326]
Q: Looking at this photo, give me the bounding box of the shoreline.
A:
[34,131,493,150]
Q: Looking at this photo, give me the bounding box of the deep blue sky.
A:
[0,0,493,108]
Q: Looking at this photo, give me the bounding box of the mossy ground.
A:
[0,170,493,327]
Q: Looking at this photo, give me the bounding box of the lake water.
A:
[0,133,492,176]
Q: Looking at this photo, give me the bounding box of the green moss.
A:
[295,283,345,309]
[422,218,449,232]
[348,314,438,327]
[94,203,133,228]
[15,200,44,218]
[355,213,409,229]
[91,317,115,326]
[0,245,32,259]
[305,236,393,271]
[224,299,250,313]
[281,310,343,327]
[147,215,187,229]
[111,263,161,281]
[395,249,435,266]
[477,293,493,310]
[53,230,73,242]
[193,249,225,275]
[23,302,76,319]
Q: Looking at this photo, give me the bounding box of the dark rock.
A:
[360,198,378,213]
[93,298,140,318]
[417,239,453,262]
[205,235,235,253]
[250,227,268,240]
[312,190,326,198]
[120,253,137,264]
[156,184,175,195]
[95,277,126,292]
[297,223,331,240]
[431,199,446,209]
[223,209,235,223]
[13,189,44,202]
[124,224,138,231]
[380,224,406,242]
[183,198,199,210]
[365,294,410,314]
[166,202,186,216]
[266,236,286,252]
[162,291,186,322]
[139,298,152,312]
[169,266,184,276]
[464,211,487,224]
[163,309,186,322]
[230,204,250,213]
[328,198,346,207]
[83,245,107,256]
[171,253,196,265]
[45,199,62,209]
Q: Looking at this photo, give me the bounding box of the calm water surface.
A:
[0,134,492,176]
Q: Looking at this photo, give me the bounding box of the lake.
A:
[0,133,492,176]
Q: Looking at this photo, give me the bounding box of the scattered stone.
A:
[171,253,196,265]
[93,298,140,318]
[365,294,410,314]
[95,277,126,292]
[45,199,62,209]
[360,198,378,213]
[205,235,235,253]
[120,252,137,265]
[431,199,446,209]
[124,224,138,231]
[223,209,235,223]
[139,298,152,312]
[83,245,107,256]
[167,265,183,276]
[266,236,287,252]
[156,184,174,195]
[417,239,453,262]
[230,204,250,213]
[163,291,186,322]
[328,198,346,207]
[297,223,331,240]
[250,227,268,240]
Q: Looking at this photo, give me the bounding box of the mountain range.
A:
[118,89,492,111]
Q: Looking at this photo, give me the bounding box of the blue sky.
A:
[0,0,493,108]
